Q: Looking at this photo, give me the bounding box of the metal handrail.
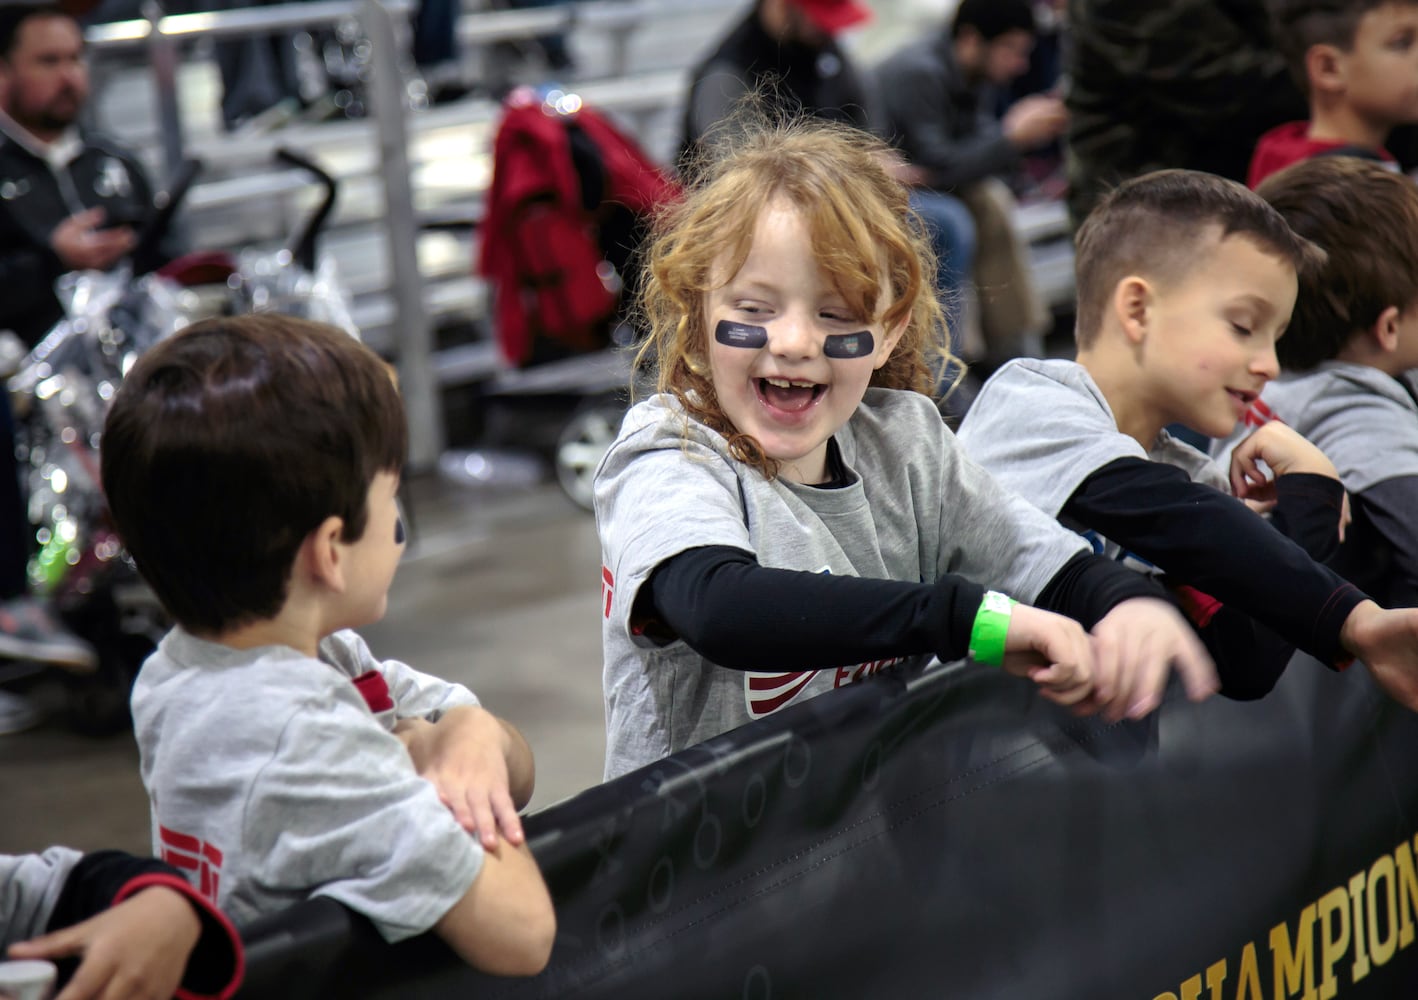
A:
[84,0,415,50]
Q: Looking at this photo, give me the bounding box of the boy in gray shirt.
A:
[99,315,554,975]
[960,168,1418,704]
[1217,156,1418,608]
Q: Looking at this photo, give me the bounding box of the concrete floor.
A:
[1,468,606,856]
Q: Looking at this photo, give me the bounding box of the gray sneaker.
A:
[0,596,98,672]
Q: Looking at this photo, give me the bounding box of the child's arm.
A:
[395,707,535,851]
[6,850,243,1000]
[244,703,555,976]
[432,839,555,977]
[1352,479,1418,607]
[1228,422,1349,560]
[1063,455,1418,713]
[1064,456,1365,665]
[640,544,1177,709]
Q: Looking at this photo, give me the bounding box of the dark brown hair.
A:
[100,314,407,634]
[0,3,75,60]
[1268,0,1418,90]
[1256,155,1418,370]
[1073,168,1325,348]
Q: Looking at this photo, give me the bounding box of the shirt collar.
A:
[0,111,84,170]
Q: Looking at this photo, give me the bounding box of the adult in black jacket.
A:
[0,1,159,348]
[0,2,152,697]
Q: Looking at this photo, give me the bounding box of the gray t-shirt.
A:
[0,846,81,945]
[131,628,484,941]
[594,387,1090,779]
[1212,362,1418,494]
[958,358,1230,568]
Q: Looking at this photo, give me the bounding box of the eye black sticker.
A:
[715,320,768,349]
[823,331,875,359]
[395,516,406,545]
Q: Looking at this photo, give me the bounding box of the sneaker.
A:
[0,596,98,672]
[0,688,43,735]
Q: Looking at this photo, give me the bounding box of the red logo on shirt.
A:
[1243,397,1282,429]
[601,566,614,619]
[746,670,819,717]
[159,826,224,903]
[745,658,907,718]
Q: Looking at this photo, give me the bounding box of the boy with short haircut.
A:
[1248,0,1418,187]
[99,315,555,976]
[1224,156,1418,607]
[958,168,1418,706]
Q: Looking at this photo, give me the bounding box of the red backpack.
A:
[478,88,681,367]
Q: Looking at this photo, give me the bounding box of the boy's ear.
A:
[1373,304,1403,353]
[1306,43,1346,95]
[872,314,910,370]
[302,515,349,593]
[1112,276,1153,345]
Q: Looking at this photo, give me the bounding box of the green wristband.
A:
[969,591,1017,667]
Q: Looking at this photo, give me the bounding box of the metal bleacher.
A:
[82,0,1077,469]
[83,0,744,467]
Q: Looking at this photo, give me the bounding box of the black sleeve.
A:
[641,545,985,669]
[49,851,243,999]
[47,850,176,928]
[1176,589,1291,701]
[1357,477,1418,607]
[642,545,1164,670]
[1064,457,1366,665]
[1267,472,1346,564]
[1031,550,1168,628]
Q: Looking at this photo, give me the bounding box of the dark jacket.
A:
[1064,0,1306,229]
[679,8,875,173]
[0,123,158,346]
[876,31,1018,193]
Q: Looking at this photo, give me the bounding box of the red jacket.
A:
[1247,120,1396,188]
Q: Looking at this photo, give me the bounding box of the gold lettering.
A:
[1395,838,1418,950]
[1351,871,1370,982]
[1235,941,1263,1000]
[1368,855,1399,966]
[1270,903,1317,1000]
[1317,886,1349,1000]
[1206,959,1227,1000]
[1152,993,1179,1000]
[1180,974,1202,1000]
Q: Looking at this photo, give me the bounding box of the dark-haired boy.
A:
[1219,156,1418,607]
[99,315,555,976]
[1249,0,1418,187]
[959,167,1418,706]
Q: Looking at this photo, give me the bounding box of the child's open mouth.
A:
[758,377,824,413]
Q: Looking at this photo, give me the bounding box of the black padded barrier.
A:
[235,654,1418,998]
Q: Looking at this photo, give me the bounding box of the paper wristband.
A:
[968,591,1017,667]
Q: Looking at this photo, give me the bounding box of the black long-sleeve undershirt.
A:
[638,546,1165,671]
[1063,458,1362,670]
[47,850,241,997]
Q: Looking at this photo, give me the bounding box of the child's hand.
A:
[998,603,1095,708]
[1341,602,1418,711]
[1087,598,1218,720]
[7,885,200,1000]
[1229,422,1339,502]
[395,705,525,850]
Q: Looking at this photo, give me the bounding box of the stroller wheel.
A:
[555,399,625,512]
